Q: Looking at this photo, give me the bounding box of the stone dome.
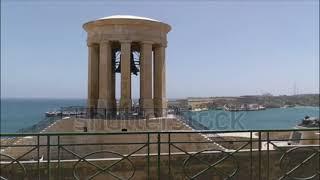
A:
[83,15,171,33]
[97,15,159,22]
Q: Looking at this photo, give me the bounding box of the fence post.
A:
[37,135,40,180]
[250,131,252,180]
[258,131,262,180]
[47,135,51,180]
[58,136,61,180]
[147,133,150,180]
[267,132,270,180]
[168,132,171,179]
[157,132,161,180]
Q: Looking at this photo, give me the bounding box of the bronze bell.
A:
[115,62,121,73]
[130,52,140,75]
[115,52,140,76]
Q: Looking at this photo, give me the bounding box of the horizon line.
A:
[1,93,319,100]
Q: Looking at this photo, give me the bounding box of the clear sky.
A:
[1,0,319,99]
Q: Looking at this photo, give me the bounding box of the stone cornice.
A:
[87,42,99,47]
[119,40,132,44]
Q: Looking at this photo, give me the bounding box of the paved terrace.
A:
[1,117,225,160]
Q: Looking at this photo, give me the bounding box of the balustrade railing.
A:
[1,128,319,180]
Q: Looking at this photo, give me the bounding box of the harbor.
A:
[1,2,319,178]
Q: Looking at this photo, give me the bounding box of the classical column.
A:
[140,41,154,117]
[119,41,132,112]
[154,45,167,117]
[98,41,115,113]
[87,43,100,108]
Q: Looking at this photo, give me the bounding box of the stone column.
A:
[154,45,167,117]
[140,41,154,117]
[119,41,132,112]
[87,43,100,108]
[98,41,115,114]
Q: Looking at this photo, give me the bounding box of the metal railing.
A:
[51,106,168,119]
[1,128,319,180]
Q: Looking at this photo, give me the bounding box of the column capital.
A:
[154,43,167,48]
[119,40,132,44]
[99,41,110,49]
[99,40,111,45]
[87,42,99,47]
[141,40,154,45]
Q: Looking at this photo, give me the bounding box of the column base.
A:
[154,98,167,117]
[98,99,117,116]
[88,98,98,108]
[97,99,116,109]
[139,98,154,118]
[119,98,132,112]
[154,109,167,117]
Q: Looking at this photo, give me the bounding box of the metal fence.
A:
[1,129,319,180]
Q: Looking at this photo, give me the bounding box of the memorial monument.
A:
[83,15,171,117]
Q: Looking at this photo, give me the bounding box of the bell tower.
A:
[83,15,171,117]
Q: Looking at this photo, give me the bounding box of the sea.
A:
[1,98,86,133]
[0,98,319,133]
[184,107,319,131]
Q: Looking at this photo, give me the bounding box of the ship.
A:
[224,104,266,111]
[45,110,86,117]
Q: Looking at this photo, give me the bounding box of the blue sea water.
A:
[0,98,319,133]
[1,98,86,133]
[185,107,319,130]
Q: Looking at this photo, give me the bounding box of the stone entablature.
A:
[83,16,170,47]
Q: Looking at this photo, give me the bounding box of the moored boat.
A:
[224,104,266,111]
[45,111,62,117]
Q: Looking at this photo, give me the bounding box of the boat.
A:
[45,111,62,117]
[282,104,296,108]
[191,108,208,112]
[45,110,86,117]
[224,104,266,111]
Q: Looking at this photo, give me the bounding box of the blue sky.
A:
[1,0,319,99]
